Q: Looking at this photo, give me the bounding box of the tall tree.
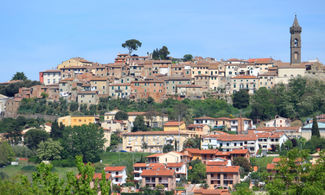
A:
[122,39,142,55]
[183,54,193,62]
[37,138,63,161]
[312,116,320,137]
[11,72,27,81]
[163,144,174,153]
[115,111,128,120]
[24,129,49,150]
[232,89,250,109]
[159,46,170,60]
[50,120,64,140]
[0,141,14,166]
[60,124,105,162]
[188,159,206,183]
[132,115,148,132]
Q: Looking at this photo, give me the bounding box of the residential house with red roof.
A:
[206,166,240,188]
[202,134,259,155]
[163,121,186,131]
[104,166,127,185]
[39,69,61,85]
[141,168,176,191]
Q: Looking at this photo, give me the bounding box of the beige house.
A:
[122,131,194,152]
[77,91,99,106]
[264,115,291,127]
[141,169,176,191]
[89,77,109,95]
[40,70,61,85]
[164,77,191,95]
[127,111,168,128]
[57,57,93,69]
[57,115,96,127]
[275,65,305,84]
[104,109,120,121]
[206,166,240,189]
[258,72,277,89]
[176,85,205,99]
[108,83,131,99]
[0,94,9,116]
[230,75,258,94]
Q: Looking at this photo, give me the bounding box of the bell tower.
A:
[290,15,302,64]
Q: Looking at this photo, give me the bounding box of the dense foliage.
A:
[232,89,250,109]
[24,129,49,149]
[188,159,206,183]
[250,77,325,121]
[60,124,105,162]
[0,80,40,97]
[0,141,14,166]
[152,46,170,60]
[122,39,142,55]
[0,156,111,194]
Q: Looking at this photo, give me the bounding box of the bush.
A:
[28,156,41,164]
[51,159,76,167]
[21,165,36,171]
[12,145,35,158]
[94,163,105,173]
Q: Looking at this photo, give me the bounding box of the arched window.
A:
[294,39,299,47]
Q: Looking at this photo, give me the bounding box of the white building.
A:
[40,70,61,85]
[264,115,290,127]
[0,94,9,116]
[201,134,259,155]
[166,162,187,182]
[104,166,127,185]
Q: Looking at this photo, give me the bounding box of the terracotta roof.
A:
[90,77,108,81]
[77,91,98,94]
[123,131,189,136]
[163,121,185,126]
[166,163,184,167]
[206,161,228,166]
[176,85,202,88]
[193,188,230,195]
[248,58,273,64]
[272,158,281,163]
[230,149,249,155]
[232,75,257,79]
[104,166,126,172]
[184,148,203,154]
[187,124,207,128]
[127,112,146,116]
[146,153,164,158]
[141,169,174,176]
[205,134,257,141]
[266,163,276,170]
[133,163,148,168]
[215,151,230,156]
[206,166,240,173]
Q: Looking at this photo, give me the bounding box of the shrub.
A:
[51,159,76,167]
[21,165,36,171]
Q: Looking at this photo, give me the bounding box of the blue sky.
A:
[0,0,324,81]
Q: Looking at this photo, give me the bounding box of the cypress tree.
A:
[311,116,320,137]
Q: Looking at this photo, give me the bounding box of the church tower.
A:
[290,15,302,64]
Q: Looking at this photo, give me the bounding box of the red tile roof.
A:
[206,161,228,166]
[266,163,276,170]
[248,58,273,64]
[272,158,281,163]
[232,75,257,79]
[124,131,189,136]
[133,163,147,168]
[166,163,184,168]
[146,153,163,158]
[104,166,126,172]
[206,166,240,173]
[205,134,257,141]
[141,169,175,176]
[77,173,111,180]
[230,149,249,155]
[194,188,230,195]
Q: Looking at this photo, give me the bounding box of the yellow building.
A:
[163,121,186,131]
[58,115,96,127]
[57,57,93,70]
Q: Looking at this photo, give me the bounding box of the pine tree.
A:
[312,116,320,137]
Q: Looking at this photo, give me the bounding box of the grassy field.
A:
[251,156,275,170]
[0,152,152,180]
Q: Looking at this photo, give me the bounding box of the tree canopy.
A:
[37,138,63,161]
[122,39,142,55]
[115,111,128,120]
[132,115,148,132]
[312,116,320,137]
[60,124,105,162]
[232,89,250,109]
[0,141,14,166]
[188,159,206,183]
[183,54,193,62]
[12,72,27,81]
[24,129,50,150]
[152,46,170,60]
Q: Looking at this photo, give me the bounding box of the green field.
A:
[251,156,275,170]
[0,152,152,180]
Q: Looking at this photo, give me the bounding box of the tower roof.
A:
[290,15,302,33]
[292,15,301,27]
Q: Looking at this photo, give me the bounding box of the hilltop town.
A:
[0,16,325,195]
